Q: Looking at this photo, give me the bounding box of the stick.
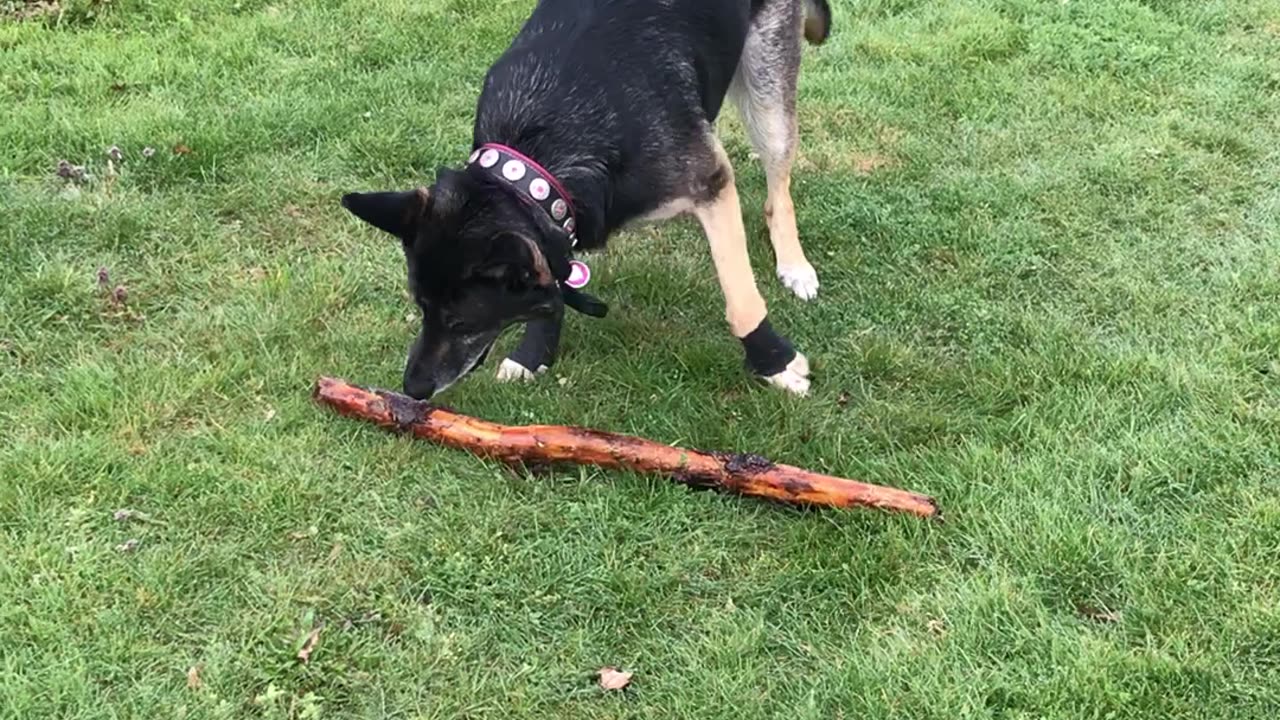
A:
[313,377,940,519]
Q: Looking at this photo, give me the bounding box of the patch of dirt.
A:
[2,1,61,21]
[851,152,895,175]
[5,0,111,23]
[795,105,904,174]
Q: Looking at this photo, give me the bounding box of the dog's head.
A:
[342,169,563,399]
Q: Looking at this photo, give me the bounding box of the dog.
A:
[342,0,832,399]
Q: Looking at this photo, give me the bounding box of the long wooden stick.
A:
[313,376,940,519]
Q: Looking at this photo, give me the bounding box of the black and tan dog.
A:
[342,0,832,399]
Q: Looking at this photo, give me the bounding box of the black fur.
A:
[342,0,827,398]
[739,317,797,377]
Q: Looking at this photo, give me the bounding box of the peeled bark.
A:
[313,376,940,519]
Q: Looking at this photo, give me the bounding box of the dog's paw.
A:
[777,262,819,301]
[762,352,811,396]
[496,358,546,383]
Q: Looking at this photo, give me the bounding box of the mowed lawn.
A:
[3,0,1280,717]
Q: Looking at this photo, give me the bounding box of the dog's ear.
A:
[468,234,540,284]
[340,187,431,238]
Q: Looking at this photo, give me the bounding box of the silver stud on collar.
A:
[478,148,500,168]
[550,198,568,220]
[502,160,527,181]
[529,177,551,200]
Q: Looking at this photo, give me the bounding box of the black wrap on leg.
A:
[738,316,796,377]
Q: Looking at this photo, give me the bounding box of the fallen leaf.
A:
[173,143,193,156]
[57,160,86,181]
[284,205,304,219]
[110,81,128,92]
[288,525,318,541]
[114,508,164,525]
[247,267,267,281]
[327,543,343,562]
[297,627,322,663]
[597,667,633,691]
[926,618,946,636]
[341,610,382,631]
[1076,602,1122,624]
[115,538,141,553]
[186,664,203,689]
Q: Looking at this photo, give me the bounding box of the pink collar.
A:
[467,143,578,248]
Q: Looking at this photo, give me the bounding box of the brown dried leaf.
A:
[297,627,322,663]
[597,667,633,691]
[284,205,304,219]
[288,525,318,541]
[926,618,946,636]
[186,664,203,689]
[1076,602,1122,624]
[173,143,193,156]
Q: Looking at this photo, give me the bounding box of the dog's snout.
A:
[403,376,436,400]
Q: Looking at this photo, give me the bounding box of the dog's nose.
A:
[403,376,436,400]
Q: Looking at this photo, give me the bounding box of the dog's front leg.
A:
[694,140,810,395]
[496,301,564,382]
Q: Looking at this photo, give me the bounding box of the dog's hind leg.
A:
[694,136,810,395]
[729,0,819,301]
[496,303,564,382]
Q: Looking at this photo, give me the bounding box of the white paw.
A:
[763,352,811,396]
[496,358,547,382]
[777,262,819,301]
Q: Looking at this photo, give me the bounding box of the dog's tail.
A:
[803,0,832,45]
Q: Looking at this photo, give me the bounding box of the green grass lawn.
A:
[3,0,1280,717]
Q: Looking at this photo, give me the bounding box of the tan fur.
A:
[763,171,806,267]
[693,139,768,338]
[634,197,695,223]
[520,235,555,286]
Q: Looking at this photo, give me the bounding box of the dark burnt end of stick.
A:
[710,451,775,475]
[380,391,432,430]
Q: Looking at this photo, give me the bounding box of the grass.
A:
[2,0,1280,717]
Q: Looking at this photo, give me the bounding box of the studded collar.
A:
[467,143,579,247]
[465,143,606,318]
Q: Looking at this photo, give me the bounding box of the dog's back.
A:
[474,0,783,243]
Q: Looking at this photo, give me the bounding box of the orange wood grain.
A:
[314,376,940,519]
